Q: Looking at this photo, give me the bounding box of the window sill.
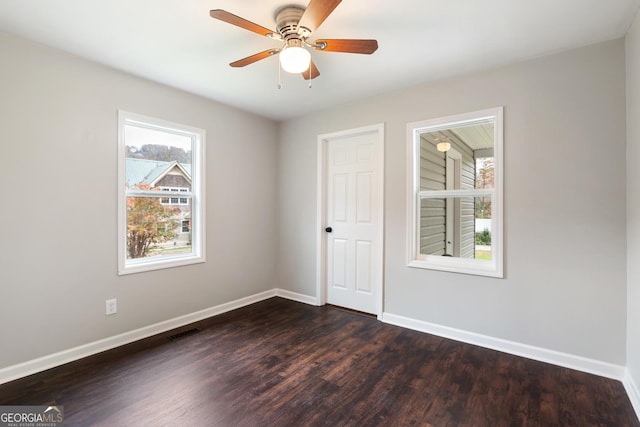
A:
[408,257,503,278]
[118,253,205,275]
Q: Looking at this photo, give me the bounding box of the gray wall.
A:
[277,39,628,364]
[627,11,640,393]
[0,32,279,368]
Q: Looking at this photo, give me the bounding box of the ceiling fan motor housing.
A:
[275,6,311,42]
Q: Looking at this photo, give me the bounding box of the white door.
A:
[319,124,384,316]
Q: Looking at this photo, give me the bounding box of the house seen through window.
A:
[118,111,205,275]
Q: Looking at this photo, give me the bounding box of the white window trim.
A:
[406,107,503,278]
[117,110,206,275]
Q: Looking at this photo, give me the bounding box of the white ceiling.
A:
[1,0,639,121]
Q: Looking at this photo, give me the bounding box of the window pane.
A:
[126,196,193,260]
[124,125,192,192]
[420,196,492,260]
[419,123,494,192]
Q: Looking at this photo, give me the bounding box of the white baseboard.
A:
[0,289,288,385]
[381,312,626,381]
[274,288,319,305]
[624,369,640,422]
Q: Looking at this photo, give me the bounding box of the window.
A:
[160,187,190,205]
[407,107,503,277]
[118,111,205,275]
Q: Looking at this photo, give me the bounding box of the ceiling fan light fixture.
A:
[279,45,311,73]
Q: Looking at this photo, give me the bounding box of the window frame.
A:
[117,110,206,275]
[406,107,503,278]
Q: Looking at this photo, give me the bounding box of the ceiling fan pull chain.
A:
[308,66,312,89]
[277,61,282,90]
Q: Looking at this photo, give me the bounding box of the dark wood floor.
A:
[0,298,637,426]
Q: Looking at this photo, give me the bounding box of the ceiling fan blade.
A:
[230,49,280,67]
[302,60,320,80]
[314,39,378,54]
[210,9,281,40]
[298,0,342,33]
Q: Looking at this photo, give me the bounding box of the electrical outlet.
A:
[106,299,117,315]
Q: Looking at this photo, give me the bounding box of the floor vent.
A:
[168,328,201,341]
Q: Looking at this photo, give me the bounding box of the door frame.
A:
[315,123,385,319]
[445,148,462,257]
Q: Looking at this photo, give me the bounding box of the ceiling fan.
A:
[210,0,378,80]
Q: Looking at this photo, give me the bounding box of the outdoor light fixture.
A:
[436,138,451,152]
[279,44,311,74]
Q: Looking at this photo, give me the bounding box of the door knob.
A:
[325,227,333,233]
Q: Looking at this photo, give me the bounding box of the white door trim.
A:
[316,123,385,319]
